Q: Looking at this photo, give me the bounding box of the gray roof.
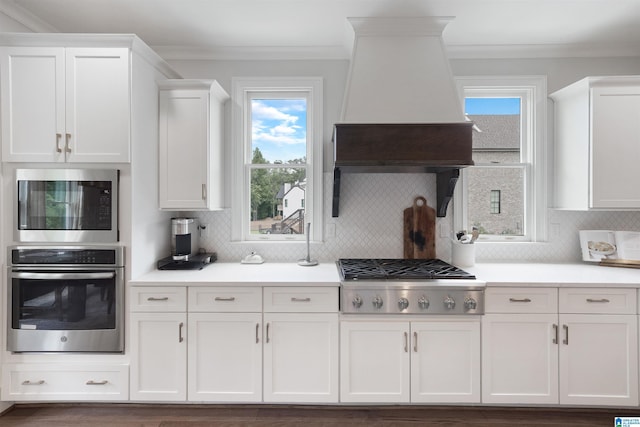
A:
[468,114,520,150]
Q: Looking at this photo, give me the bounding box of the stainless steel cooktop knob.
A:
[418,296,430,310]
[443,295,456,310]
[464,297,477,311]
[352,295,363,308]
[372,295,384,309]
[398,297,409,311]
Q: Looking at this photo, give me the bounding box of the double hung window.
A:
[232,77,323,241]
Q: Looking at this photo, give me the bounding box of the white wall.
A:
[168,55,640,263]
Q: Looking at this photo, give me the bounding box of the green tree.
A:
[251,148,272,221]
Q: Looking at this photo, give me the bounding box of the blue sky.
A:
[465,97,521,115]
[251,99,307,163]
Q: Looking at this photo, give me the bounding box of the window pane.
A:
[250,167,306,235]
[251,98,307,164]
[466,97,520,164]
[467,166,524,236]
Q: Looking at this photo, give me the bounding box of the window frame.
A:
[454,76,547,242]
[231,77,323,242]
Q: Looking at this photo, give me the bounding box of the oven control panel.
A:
[341,288,484,315]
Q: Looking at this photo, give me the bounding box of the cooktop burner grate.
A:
[337,258,476,280]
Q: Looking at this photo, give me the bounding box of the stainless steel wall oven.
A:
[7,246,124,353]
[15,169,119,243]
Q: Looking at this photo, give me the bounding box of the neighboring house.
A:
[272,180,306,234]
[467,114,522,235]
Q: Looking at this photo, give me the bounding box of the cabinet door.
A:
[65,48,130,163]
[159,89,209,209]
[482,314,559,404]
[0,47,65,162]
[559,314,638,406]
[187,313,262,402]
[264,313,339,403]
[411,320,480,403]
[591,84,640,208]
[340,321,410,403]
[129,312,187,401]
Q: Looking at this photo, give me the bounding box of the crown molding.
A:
[446,43,640,59]
[0,0,59,32]
[151,44,351,61]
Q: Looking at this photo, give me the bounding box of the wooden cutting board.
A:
[403,196,436,259]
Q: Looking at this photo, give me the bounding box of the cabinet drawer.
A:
[264,287,338,313]
[559,288,637,314]
[1,364,128,401]
[188,286,262,312]
[485,287,558,313]
[130,286,187,312]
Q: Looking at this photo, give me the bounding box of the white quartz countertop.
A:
[130,261,640,288]
[467,262,640,287]
[130,262,341,286]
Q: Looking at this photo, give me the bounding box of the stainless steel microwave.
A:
[15,169,119,243]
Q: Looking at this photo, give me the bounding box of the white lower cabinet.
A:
[263,313,339,402]
[559,313,638,406]
[482,287,639,407]
[2,363,128,401]
[482,313,559,404]
[129,286,188,401]
[188,312,262,402]
[129,311,187,401]
[340,319,480,403]
[129,285,339,403]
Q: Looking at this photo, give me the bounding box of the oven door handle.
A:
[12,271,116,280]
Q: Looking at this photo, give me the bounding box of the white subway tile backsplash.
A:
[190,173,640,264]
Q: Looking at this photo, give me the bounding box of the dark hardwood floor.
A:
[1,403,639,426]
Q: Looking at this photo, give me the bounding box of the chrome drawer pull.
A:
[147,297,169,301]
[22,380,45,386]
[552,324,558,344]
[563,324,569,345]
[404,332,408,353]
[266,323,270,344]
[255,323,260,344]
[586,298,610,303]
[55,133,63,153]
[86,380,109,386]
[413,331,418,352]
[215,297,236,302]
[179,322,184,343]
[291,297,311,302]
[509,298,532,303]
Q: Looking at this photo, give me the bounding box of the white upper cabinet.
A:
[0,46,130,163]
[159,80,229,210]
[551,76,640,210]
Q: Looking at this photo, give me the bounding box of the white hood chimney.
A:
[341,17,465,123]
[332,17,473,219]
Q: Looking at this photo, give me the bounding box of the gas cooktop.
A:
[337,258,476,281]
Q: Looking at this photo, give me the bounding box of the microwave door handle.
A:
[12,271,116,280]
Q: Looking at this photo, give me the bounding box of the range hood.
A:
[332,17,473,218]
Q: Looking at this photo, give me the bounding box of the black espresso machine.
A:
[157,217,216,270]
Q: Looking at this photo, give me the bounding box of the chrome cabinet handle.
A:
[65,133,71,152]
[413,331,418,352]
[147,297,169,301]
[291,297,311,302]
[552,324,558,344]
[55,133,63,152]
[266,323,270,344]
[22,380,45,386]
[255,323,260,344]
[562,324,569,345]
[86,380,108,386]
[404,332,408,353]
[586,298,610,303]
[215,297,236,302]
[179,322,184,343]
[509,298,532,303]
[202,184,206,200]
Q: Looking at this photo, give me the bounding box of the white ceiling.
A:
[2,0,640,60]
